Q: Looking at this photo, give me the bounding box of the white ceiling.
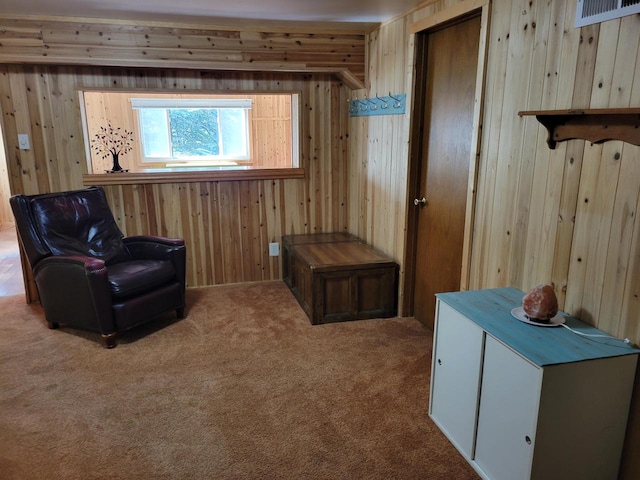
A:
[0,0,427,24]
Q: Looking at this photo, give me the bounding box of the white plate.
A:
[511,307,565,327]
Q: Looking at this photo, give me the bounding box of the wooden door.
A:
[412,15,481,328]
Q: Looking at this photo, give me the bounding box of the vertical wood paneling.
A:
[619,44,640,345]
[460,1,640,344]
[511,0,551,289]
[521,4,571,293]
[350,1,640,472]
[2,2,640,475]
[619,186,640,342]
[348,13,418,309]
[0,65,349,289]
[0,71,16,221]
[0,69,12,229]
[488,1,536,289]
[3,0,634,371]
[8,70,39,194]
[251,94,292,168]
[355,4,640,474]
[599,147,640,334]
[550,22,600,307]
[468,0,513,289]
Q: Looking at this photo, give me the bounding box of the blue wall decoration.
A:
[349,93,406,117]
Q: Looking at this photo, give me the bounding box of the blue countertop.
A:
[436,288,640,367]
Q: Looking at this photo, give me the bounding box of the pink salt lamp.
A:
[522,284,558,323]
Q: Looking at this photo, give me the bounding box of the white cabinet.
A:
[474,335,541,480]
[430,302,484,459]
[430,288,640,480]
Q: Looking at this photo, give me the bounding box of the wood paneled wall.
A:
[0,66,350,288]
[0,125,11,229]
[348,12,414,309]
[0,16,367,88]
[1,3,639,474]
[353,0,640,476]
[353,0,640,341]
[471,0,640,326]
[251,94,293,168]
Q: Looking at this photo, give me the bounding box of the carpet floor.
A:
[0,281,479,479]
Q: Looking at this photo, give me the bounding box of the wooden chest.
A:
[282,233,398,325]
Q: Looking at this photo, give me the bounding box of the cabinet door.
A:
[430,301,484,460]
[474,335,542,480]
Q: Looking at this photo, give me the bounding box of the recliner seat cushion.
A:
[107,260,176,300]
[31,188,130,265]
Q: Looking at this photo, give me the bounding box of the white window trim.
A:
[132,98,253,163]
[130,98,253,109]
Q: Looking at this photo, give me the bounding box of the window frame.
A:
[131,97,253,165]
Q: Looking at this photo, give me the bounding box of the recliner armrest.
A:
[123,236,187,291]
[34,254,107,274]
[123,236,185,259]
[124,235,185,248]
[33,255,115,335]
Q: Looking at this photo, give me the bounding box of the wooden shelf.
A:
[82,167,305,186]
[518,108,640,149]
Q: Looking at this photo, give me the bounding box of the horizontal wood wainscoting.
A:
[0,16,367,89]
[0,66,351,291]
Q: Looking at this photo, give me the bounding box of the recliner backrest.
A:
[11,187,131,268]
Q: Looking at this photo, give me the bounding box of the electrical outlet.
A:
[269,242,280,257]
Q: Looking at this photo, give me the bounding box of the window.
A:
[81,91,300,176]
[131,98,252,164]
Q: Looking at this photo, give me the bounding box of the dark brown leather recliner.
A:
[10,186,186,348]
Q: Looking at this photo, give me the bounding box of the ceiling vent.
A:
[575,0,640,27]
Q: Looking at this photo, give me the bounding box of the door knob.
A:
[414,197,427,207]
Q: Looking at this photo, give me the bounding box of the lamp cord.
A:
[560,323,632,347]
